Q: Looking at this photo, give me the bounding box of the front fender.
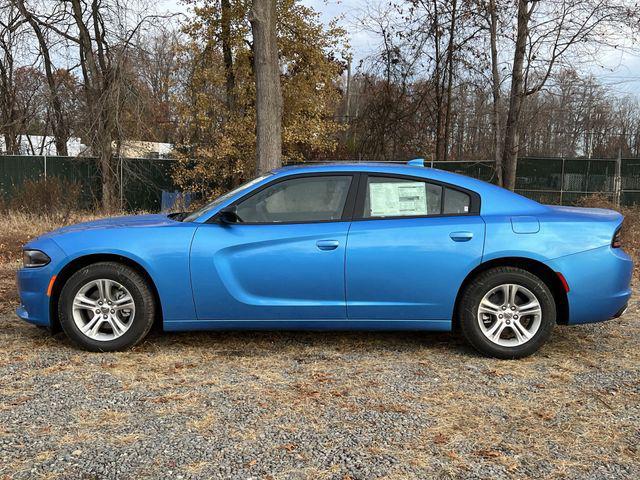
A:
[52,228,197,322]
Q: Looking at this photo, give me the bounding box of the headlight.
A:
[22,249,51,268]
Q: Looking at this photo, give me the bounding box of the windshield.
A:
[182,174,272,222]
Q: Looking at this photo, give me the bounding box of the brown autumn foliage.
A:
[172,0,347,199]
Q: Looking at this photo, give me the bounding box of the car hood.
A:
[37,214,177,239]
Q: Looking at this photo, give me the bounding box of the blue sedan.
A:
[16,161,633,358]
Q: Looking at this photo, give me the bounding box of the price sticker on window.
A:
[369,182,427,216]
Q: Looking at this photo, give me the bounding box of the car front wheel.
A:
[459,267,556,359]
[58,262,156,351]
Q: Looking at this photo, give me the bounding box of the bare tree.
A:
[501,0,533,190]
[249,0,282,174]
[0,2,26,154]
[501,0,636,190]
[12,0,69,155]
[31,0,165,210]
[129,27,182,142]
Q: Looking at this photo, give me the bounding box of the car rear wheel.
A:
[459,267,556,359]
[58,262,155,351]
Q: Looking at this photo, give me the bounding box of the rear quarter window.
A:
[444,188,471,214]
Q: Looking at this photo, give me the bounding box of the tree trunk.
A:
[99,134,115,211]
[3,133,18,154]
[0,50,18,155]
[343,55,352,144]
[70,0,117,210]
[442,0,457,162]
[488,0,502,185]
[221,0,236,111]
[249,0,282,174]
[432,0,444,161]
[501,0,530,191]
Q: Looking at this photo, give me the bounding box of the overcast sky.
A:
[160,0,640,97]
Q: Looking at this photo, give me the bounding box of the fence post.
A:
[615,149,622,207]
[560,157,565,205]
[43,154,47,180]
[120,156,124,211]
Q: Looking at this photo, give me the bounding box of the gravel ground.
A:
[1,296,639,479]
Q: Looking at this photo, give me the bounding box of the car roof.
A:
[272,162,465,182]
[273,162,416,173]
[272,162,547,216]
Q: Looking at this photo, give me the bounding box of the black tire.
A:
[58,262,155,352]
[459,267,555,359]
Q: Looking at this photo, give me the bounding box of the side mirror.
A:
[217,205,241,224]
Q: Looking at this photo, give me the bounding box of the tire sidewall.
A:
[461,268,556,359]
[58,263,154,352]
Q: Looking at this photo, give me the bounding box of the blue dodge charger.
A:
[16,161,633,358]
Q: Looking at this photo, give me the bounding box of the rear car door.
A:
[190,173,357,321]
[345,173,485,321]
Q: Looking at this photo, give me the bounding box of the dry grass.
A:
[6,177,84,215]
[0,200,639,478]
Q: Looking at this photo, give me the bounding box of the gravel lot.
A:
[1,298,639,479]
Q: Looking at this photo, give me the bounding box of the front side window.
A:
[182,174,272,222]
[235,175,353,223]
[363,176,442,218]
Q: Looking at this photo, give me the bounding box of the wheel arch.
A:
[453,256,569,330]
[49,253,164,333]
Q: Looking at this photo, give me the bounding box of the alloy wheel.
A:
[476,283,542,347]
[71,279,136,341]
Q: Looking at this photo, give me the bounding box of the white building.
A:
[0,135,89,156]
[0,135,174,159]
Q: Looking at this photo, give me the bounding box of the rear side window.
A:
[444,188,470,214]
[235,175,352,223]
[361,176,476,218]
[363,176,442,218]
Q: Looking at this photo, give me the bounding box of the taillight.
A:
[612,227,622,248]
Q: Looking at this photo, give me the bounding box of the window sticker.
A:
[369,182,427,216]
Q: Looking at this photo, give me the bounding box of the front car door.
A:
[345,173,485,327]
[190,173,357,325]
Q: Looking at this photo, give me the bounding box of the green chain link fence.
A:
[1,155,639,211]
[0,156,179,211]
[431,157,632,206]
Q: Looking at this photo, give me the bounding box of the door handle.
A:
[316,240,339,251]
[449,231,473,242]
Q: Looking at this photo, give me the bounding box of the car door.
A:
[345,173,485,322]
[190,173,357,322]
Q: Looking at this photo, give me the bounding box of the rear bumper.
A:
[612,303,628,319]
[549,245,633,325]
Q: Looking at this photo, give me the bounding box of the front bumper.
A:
[15,238,66,327]
[550,245,633,325]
